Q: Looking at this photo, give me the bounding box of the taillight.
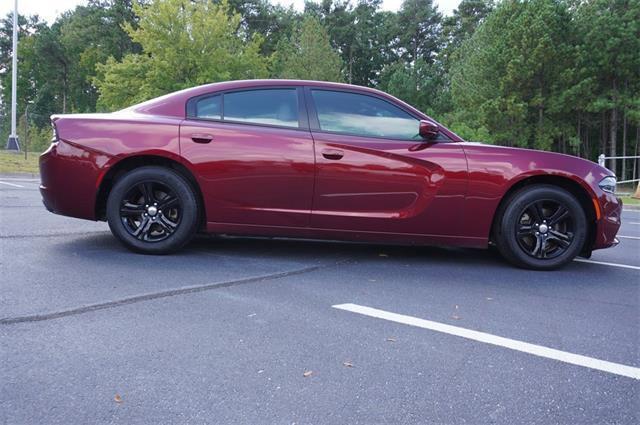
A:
[51,121,59,141]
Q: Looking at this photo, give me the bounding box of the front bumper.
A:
[592,191,622,250]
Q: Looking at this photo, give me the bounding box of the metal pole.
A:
[6,0,20,151]
[24,104,29,160]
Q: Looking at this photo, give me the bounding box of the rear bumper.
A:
[592,192,622,250]
[39,140,111,221]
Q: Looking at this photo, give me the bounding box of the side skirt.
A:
[205,221,488,249]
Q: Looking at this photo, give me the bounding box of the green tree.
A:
[0,14,47,140]
[396,0,442,68]
[227,0,298,55]
[348,0,398,86]
[272,15,343,82]
[304,1,398,86]
[379,58,446,116]
[572,0,640,173]
[57,0,142,113]
[1,1,142,141]
[378,0,445,118]
[442,0,493,52]
[450,0,576,150]
[95,0,269,110]
[441,0,493,70]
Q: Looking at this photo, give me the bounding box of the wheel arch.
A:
[490,174,598,255]
[95,155,206,228]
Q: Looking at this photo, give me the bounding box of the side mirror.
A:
[419,120,439,140]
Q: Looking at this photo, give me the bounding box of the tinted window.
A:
[195,95,221,119]
[224,89,299,128]
[311,90,420,139]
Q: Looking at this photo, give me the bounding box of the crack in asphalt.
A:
[0,231,109,239]
[0,259,350,326]
[1,205,48,208]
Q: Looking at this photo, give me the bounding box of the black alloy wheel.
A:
[515,200,574,260]
[106,166,199,254]
[495,185,587,270]
[119,181,181,242]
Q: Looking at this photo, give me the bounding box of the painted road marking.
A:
[0,181,24,188]
[618,235,640,240]
[332,303,640,380]
[574,258,640,270]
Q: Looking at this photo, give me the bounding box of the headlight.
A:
[598,176,616,194]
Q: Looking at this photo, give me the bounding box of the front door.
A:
[306,88,468,237]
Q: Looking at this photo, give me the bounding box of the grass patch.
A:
[617,183,640,206]
[620,195,640,206]
[0,150,40,175]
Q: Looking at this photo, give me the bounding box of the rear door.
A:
[179,87,315,228]
[306,88,468,237]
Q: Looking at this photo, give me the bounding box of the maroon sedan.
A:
[40,79,621,269]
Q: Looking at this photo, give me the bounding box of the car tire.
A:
[106,166,199,254]
[495,185,587,270]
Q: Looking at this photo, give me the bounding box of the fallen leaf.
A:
[114,394,123,403]
[452,305,461,319]
[386,337,396,342]
[343,361,354,368]
[486,297,493,301]
[303,370,313,378]
[257,369,264,374]
[247,313,256,317]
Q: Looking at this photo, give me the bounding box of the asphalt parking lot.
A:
[1,175,639,424]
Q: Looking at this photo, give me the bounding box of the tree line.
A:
[1,0,639,179]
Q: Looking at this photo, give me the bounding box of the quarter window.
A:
[224,89,299,128]
[195,95,221,119]
[311,90,420,139]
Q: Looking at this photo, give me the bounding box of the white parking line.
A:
[0,181,24,188]
[574,258,640,270]
[618,235,640,240]
[333,303,640,380]
[628,222,640,225]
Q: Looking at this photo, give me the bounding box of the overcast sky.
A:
[1,0,462,23]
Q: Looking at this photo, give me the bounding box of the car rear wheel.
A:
[106,166,199,254]
[495,185,587,270]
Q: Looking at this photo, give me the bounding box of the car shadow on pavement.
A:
[52,231,508,269]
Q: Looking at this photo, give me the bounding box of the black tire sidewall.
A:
[497,185,587,270]
[106,166,199,254]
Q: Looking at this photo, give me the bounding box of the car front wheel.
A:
[106,166,199,254]
[495,185,587,270]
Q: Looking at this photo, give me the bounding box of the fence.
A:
[597,154,640,185]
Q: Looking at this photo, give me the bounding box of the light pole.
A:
[6,0,20,151]
[24,100,33,160]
